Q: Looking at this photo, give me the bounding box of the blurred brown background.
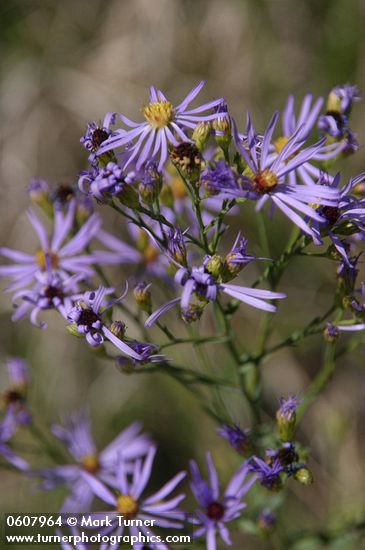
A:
[1,1,365,548]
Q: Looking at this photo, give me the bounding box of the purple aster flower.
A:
[145,256,286,327]
[189,452,256,549]
[311,172,365,262]
[271,94,344,186]
[0,408,29,471]
[80,112,117,161]
[230,113,340,240]
[96,81,227,171]
[249,457,283,490]
[216,424,250,454]
[78,162,136,201]
[37,410,152,513]
[81,446,186,548]
[0,199,100,293]
[67,285,144,360]
[11,271,83,328]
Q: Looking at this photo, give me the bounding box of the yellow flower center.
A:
[273,136,299,162]
[143,245,159,265]
[273,136,289,154]
[116,495,138,518]
[253,169,278,193]
[35,250,59,271]
[142,101,174,129]
[80,454,99,474]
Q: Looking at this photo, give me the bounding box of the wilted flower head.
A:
[249,457,283,491]
[80,112,116,161]
[67,285,144,360]
[78,162,136,202]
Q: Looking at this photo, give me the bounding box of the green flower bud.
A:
[205,255,224,279]
[294,467,313,486]
[181,304,204,323]
[66,322,83,337]
[133,283,152,313]
[109,321,126,339]
[117,185,140,208]
[192,122,211,152]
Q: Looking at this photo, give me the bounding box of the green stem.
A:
[297,341,336,421]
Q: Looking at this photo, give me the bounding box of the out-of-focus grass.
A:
[0,1,365,548]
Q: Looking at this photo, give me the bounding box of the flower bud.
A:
[109,321,127,339]
[323,323,339,342]
[212,101,231,150]
[117,185,140,208]
[138,162,162,205]
[205,255,224,279]
[257,509,276,535]
[76,196,94,223]
[133,283,152,313]
[115,356,134,374]
[27,178,53,216]
[66,322,83,337]
[294,467,313,486]
[276,395,299,441]
[192,122,211,152]
[213,115,231,150]
[181,304,204,323]
[167,228,187,266]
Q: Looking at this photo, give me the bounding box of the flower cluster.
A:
[1,80,365,549]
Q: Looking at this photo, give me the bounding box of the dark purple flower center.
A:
[44,286,64,306]
[325,110,345,129]
[207,501,225,520]
[3,390,24,406]
[78,309,100,328]
[321,206,340,224]
[277,447,299,467]
[92,128,109,149]
[53,184,75,204]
